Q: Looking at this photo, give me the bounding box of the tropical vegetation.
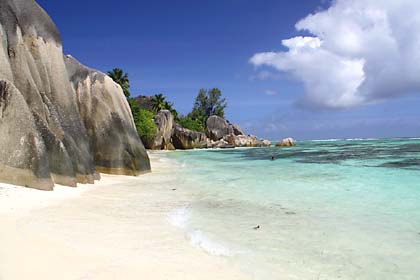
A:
[127,98,157,142]
[188,88,227,126]
[108,68,227,139]
[107,68,131,98]
[151,93,178,120]
[178,115,205,132]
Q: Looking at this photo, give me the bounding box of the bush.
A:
[128,98,157,141]
[137,109,157,142]
[178,116,205,132]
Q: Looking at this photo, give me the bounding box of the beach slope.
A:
[0,153,249,280]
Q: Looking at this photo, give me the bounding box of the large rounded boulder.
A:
[172,125,208,150]
[65,55,150,175]
[0,0,151,189]
[206,115,234,141]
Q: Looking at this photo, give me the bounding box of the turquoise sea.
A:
[164,138,420,279]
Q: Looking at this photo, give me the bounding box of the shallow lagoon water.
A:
[165,139,420,279]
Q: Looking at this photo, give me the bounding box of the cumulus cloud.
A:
[250,0,420,110]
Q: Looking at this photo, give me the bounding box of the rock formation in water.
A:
[204,115,270,147]
[0,0,150,190]
[204,116,270,148]
[276,138,296,147]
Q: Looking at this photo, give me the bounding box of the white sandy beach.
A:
[0,152,250,280]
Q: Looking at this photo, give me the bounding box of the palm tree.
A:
[151,93,167,112]
[107,68,131,97]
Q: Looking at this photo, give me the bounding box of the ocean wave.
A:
[167,207,233,257]
[309,139,341,142]
[346,138,378,141]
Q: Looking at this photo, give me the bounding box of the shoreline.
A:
[0,152,250,280]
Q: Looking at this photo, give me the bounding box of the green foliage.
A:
[106,67,226,137]
[137,109,157,141]
[107,68,131,97]
[178,115,205,132]
[151,93,167,112]
[189,88,227,126]
[128,98,156,141]
[128,98,141,124]
[151,93,179,121]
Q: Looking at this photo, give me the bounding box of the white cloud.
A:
[249,70,283,81]
[250,0,420,110]
[264,89,279,96]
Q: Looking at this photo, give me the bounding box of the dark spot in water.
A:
[172,188,177,191]
[285,211,296,215]
[378,159,420,170]
[253,225,260,230]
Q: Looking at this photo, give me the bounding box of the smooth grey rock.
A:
[0,0,150,189]
[0,80,53,190]
[206,115,234,141]
[65,55,150,175]
[0,0,95,188]
[172,125,207,150]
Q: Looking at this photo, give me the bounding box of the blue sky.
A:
[37,0,420,140]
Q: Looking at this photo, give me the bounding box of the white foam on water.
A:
[309,139,341,142]
[346,138,378,141]
[187,230,233,257]
[167,207,233,257]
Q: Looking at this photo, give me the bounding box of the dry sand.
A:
[0,152,250,280]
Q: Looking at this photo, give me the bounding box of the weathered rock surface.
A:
[206,116,234,141]
[0,81,53,190]
[276,138,296,147]
[231,134,271,147]
[262,139,271,147]
[207,134,270,148]
[172,125,208,150]
[206,115,269,147]
[65,55,150,175]
[232,124,245,136]
[0,0,150,189]
[143,110,174,150]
